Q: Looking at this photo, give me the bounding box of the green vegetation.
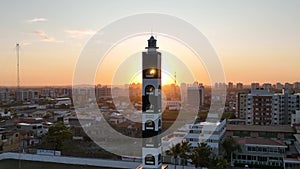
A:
[61,140,120,160]
[258,133,277,138]
[190,143,211,168]
[35,122,119,160]
[166,142,229,169]
[179,141,192,169]
[209,157,229,169]
[222,137,240,166]
[233,131,250,137]
[197,112,208,122]
[221,112,236,120]
[167,143,181,169]
[43,122,73,150]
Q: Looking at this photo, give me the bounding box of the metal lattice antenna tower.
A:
[16,43,20,89]
[174,72,177,85]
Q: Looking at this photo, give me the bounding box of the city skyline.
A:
[1,1,300,86]
[1,1,300,169]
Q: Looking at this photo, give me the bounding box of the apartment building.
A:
[185,119,226,155]
[236,89,300,125]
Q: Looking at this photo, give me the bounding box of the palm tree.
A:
[216,158,229,169]
[179,141,192,169]
[209,157,229,169]
[190,142,211,168]
[190,151,200,169]
[222,137,240,166]
[167,143,181,169]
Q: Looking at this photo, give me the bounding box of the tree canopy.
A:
[222,137,240,158]
[167,143,181,169]
[43,122,73,151]
[189,142,212,168]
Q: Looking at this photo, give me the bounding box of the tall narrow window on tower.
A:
[142,36,163,169]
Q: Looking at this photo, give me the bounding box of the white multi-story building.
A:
[285,83,294,90]
[0,89,9,103]
[291,110,300,126]
[16,123,46,137]
[284,134,300,169]
[294,82,300,89]
[0,110,11,117]
[276,83,284,90]
[228,82,234,89]
[185,119,226,155]
[251,83,260,90]
[233,137,287,167]
[262,83,272,90]
[236,83,243,90]
[164,100,181,111]
[15,89,38,102]
[187,85,204,107]
[55,97,72,108]
[161,124,189,153]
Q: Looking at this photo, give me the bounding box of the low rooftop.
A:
[234,137,286,146]
[227,124,295,133]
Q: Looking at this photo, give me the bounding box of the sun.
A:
[130,70,175,85]
[149,69,156,75]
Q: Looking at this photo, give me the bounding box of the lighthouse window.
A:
[158,119,161,128]
[145,85,155,95]
[148,104,154,111]
[158,154,162,164]
[145,120,155,130]
[143,97,154,112]
[150,69,156,75]
[145,154,155,165]
[143,85,155,112]
[146,69,156,78]
[143,68,160,78]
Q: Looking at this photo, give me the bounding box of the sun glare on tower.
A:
[130,71,175,85]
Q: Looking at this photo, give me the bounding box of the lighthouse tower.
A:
[142,36,163,169]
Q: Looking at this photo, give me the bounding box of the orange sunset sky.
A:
[0,0,299,87]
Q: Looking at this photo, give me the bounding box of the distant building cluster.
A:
[224,81,300,90]
[0,81,300,168]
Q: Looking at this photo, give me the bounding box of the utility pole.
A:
[16,43,20,89]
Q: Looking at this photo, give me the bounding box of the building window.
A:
[145,154,155,165]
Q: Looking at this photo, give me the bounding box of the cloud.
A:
[65,29,96,39]
[21,42,32,46]
[27,17,47,23]
[33,30,63,43]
